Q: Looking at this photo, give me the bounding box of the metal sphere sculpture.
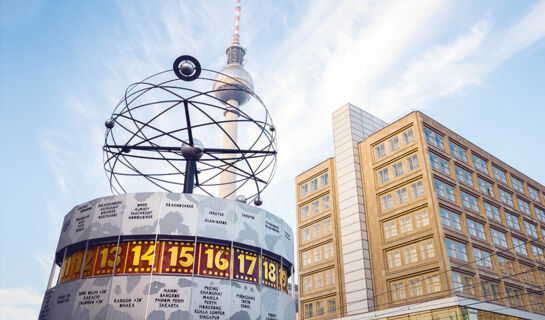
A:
[103,55,276,203]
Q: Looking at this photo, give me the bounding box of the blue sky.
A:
[1,0,544,318]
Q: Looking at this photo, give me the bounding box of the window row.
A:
[391,273,441,301]
[380,180,425,211]
[300,195,330,220]
[301,243,334,267]
[480,279,545,312]
[303,297,336,318]
[302,269,336,293]
[300,173,329,197]
[375,128,415,160]
[301,218,333,242]
[386,239,435,270]
[383,209,429,240]
[422,125,543,204]
[377,154,419,184]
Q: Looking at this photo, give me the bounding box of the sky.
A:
[1,0,545,318]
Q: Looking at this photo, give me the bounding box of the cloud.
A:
[0,287,42,320]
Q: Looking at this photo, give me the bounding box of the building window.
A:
[327,298,336,314]
[404,245,418,264]
[529,186,541,202]
[478,177,495,197]
[440,208,462,231]
[325,270,335,286]
[504,211,521,231]
[314,273,323,289]
[312,224,320,238]
[531,245,545,262]
[378,168,389,184]
[473,248,493,268]
[535,207,545,223]
[400,215,413,233]
[389,136,400,152]
[392,161,404,178]
[467,220,486,240]
[512,237,528,255]
[415,210,429,228]
[449,142,467,162]
[403,128,414,144]
[302,228,310,242]
[455,167,473,186]
[407,154,419,171]
[505,286,524,308]
[524,221,538,238]
[420,239,435,260]
[492,166,507,184]
[375,143,386,159]
[303,276,312,292]
[511,177,524,193]
[322,195,330,210]
[300,184,308,197]
[484,202,501,222]
[311,200,319,214]
[472,155,489,174]
[429,153,449,175]
[497,256,515,276]
[408,277,422,297]
[381,194,393,210]
[425,275,440,293]
[528,293,545,313]
[303,251,311,265]
[387,250,401,269]
[301,205,309,219]
[460,191,480,212]
[491,229,508,247]
[517,198,531,215]
[481,280,501,300]
[519,264,537,284]
[313,247,322,262]
[323,219,332,233]
[384,220,397,239]
[310,178,318,192]
[445,239,468,261]
[424,127,444,149]
[434,180,456,202]
[498,188,513,206]
[391,281,405,301]
[320,173,328,187]
[304,303,313,318]
[323,243,333,259]
[396,187,408,205]
[410,181,424,198]
[452,272,474,295]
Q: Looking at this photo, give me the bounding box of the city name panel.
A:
[39,192,295,320]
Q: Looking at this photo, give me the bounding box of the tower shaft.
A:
[219,101,240,199]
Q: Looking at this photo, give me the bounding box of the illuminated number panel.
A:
[122,240,160,274]
[161,241,195,275]
[196,242,231,279]
[233,247,259,284]
[57,237,292,293]
[261,256,279,289]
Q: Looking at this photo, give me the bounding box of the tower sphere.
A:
[213,63,254,105]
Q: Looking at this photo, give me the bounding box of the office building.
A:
[296,104,545,319]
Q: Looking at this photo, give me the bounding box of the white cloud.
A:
[0,287,42,320]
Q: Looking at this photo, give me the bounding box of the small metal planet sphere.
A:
[105,119,115,128]
[254,197,262,206]
[180,61,195,76]
[236,195,247,203]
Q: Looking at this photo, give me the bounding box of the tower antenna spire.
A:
[233,0,241,43]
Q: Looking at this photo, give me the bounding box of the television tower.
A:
[214,0,254,199]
